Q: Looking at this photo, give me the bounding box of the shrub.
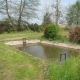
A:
[44,24,58,40]
[69,27,80,43]
[28,23,40,32]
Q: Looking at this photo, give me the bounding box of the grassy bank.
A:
[0,31,44,80]
[0,42,44,80]
[48,56,80,80]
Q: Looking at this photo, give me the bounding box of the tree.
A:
[43,4,52,24]
[66,0,80,26]
[51,0,63,25]
[55,0,59,25]
[0,0,40,31]
[41,4,52,31]
[43,12,52,25]
[42,4,52,28]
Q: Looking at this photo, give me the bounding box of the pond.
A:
[14,43,80,62]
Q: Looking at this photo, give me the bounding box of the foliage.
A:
[0,21,42,33]
[0,24,4,34]
[42,8,52,32]
[44,24,58,40]
[66,0,80,25]
[39,25,44,32]
[69,27,80,43]
[42,12,52,27]
[28,23,40,32]
[0,21,12,34]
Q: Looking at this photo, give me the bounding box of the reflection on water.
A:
[15,43,80,62]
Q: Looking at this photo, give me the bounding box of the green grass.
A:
[47,56,80,80]
[0,29,80,80]
[0,30,43,42]
[0,30,44,80]
[0,42,44,80]
[58,27,69,37]
[42,28,80,80]
[54,28,69,43]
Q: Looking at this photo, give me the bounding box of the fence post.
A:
[23,38,26,46]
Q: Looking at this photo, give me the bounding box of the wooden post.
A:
[23,38,26,46]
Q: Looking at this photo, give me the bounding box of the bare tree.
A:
[0,0,40,31]
[51,0,63,25]
[42,4,52,25]
[42,0,64,25]
[5,0,16,31]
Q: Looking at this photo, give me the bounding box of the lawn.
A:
[0,30,43,42]
[0,30,44,80]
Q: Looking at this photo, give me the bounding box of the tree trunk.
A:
[17,0,25,31]
[56,0,58,25]
[6,0,16,31]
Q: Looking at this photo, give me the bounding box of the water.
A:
[14,43,80,62]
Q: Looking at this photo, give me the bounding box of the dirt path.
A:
[5,40,80,50]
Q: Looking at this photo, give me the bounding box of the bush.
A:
[28,23,40,32]
[44,24,58,40]
[69,27,80,43]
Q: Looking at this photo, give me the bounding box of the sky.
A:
[40,0,76,6]
[61,0,76,5]
[33,0,77,24]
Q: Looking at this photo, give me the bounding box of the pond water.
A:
[14,43,80,62]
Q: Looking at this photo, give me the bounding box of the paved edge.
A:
[5,40,80,50]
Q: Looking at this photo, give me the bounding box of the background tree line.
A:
[0,0,40,33]
[0,0,80,33]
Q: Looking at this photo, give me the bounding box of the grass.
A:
[42,27,80,80]
[0,29,80,80]
[0,30,44,80]
[54,28,69,43]
[0,30,43,42]
[58,27,69,37]
[48,56,80,80]
[0,42,44,80]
